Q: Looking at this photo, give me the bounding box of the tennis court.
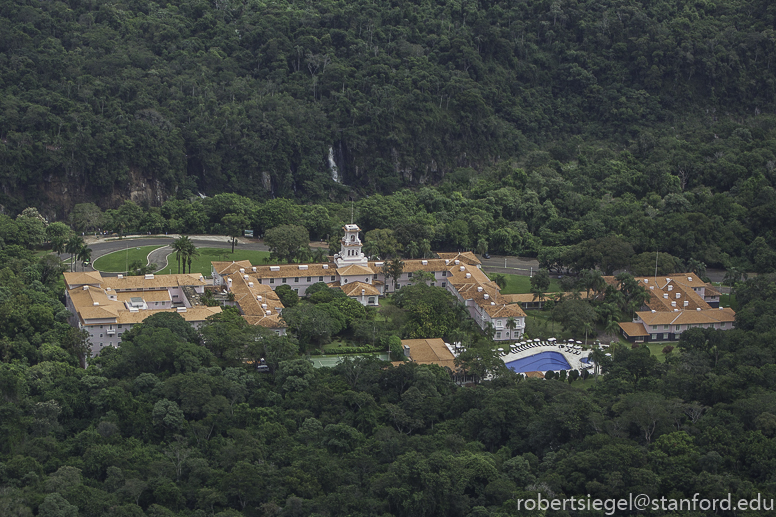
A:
[310,353,391,368]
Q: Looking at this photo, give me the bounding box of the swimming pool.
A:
[505,351,571,373]
[580,357,591,364]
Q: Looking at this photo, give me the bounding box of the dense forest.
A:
[4,0,776,514]
[51,171,776,274]
[3,231,776,515]
[1,0,776,212]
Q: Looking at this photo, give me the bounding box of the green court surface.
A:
[92,245,165,272]
[310,353,391,368]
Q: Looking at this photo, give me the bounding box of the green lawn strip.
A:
[162,247,274,276]
[92,245,165,272]
[719,293,737,310]
[568,378,598,390]
[322,340,348,352]
[484,271,562,294]
[644,342,678,363]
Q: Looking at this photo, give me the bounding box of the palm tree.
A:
[51,237,66,259]
[186,244,199,274]
[77,245,92,272]
[66,235,83,272]
[582,269,607,301]
[604,318,620,341]
[723,267,747,297]
[582,321,594,346]
[172,236,194,273]
[589,348,607,379]
[296,247,312,264]
[404,241,419,259]
[171,237,185,274]
[311,248,327,263]
[506,317,518,340]
[418,239,431,259]
[490,273,507,290]
[483,322,496,340]
[382,258,404,291]
[531,287,546,307]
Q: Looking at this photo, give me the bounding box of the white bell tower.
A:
[335,224,368,268]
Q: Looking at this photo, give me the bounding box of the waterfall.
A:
[328,146,339,183]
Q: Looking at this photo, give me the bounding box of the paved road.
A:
[64,235,271,274]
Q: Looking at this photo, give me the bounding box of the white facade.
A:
[213,227,527,340]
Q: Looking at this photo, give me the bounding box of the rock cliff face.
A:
[11,139,479,219]
[32,169,168,221]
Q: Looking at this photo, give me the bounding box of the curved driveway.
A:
[64,235,270,275]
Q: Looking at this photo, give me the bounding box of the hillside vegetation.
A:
[1,0,775,213]
[3,231,776,515]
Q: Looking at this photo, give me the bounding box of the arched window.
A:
[351,235,355,241]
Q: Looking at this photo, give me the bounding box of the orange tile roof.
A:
[115,306,221,325]
[636,307,736,326]
[447,264,491,285]
[79,306,122,320]
[337,264,375,276]
[63,271,104,288]
[436,251,482,266]
[69,285,112,306]
[69,284,221,326]
[242,313,287,329]
[248,263,336,279]
[101,274,206,290]
[640,277,710,311]
[340,281,380,297]
[115,291,171,303]
[387,259,449,273]
[401,339,456,369]
[224,273,284,317]
[484,304,526,318]
[212,260,253,276]
[603,272,717,313]
[619,322,649,336]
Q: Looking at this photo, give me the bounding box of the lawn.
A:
[486,272,562,294]
[163,247,273,277]
[645,342,678,363]
[720,293,737,310]
[92,245,165,272]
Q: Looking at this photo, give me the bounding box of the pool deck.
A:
[500,344,592,372]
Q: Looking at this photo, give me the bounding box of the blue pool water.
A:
[580,357,590,364]
[505,351,571,373]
